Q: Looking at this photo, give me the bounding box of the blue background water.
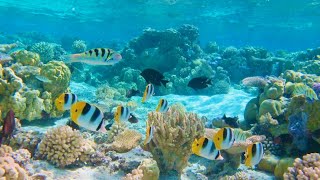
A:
[0,0,319,51]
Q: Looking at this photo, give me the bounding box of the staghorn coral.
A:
[38,125,95,168]
[0,156,29,179]
[110,129,142,153]
[72,40,87,53]
[284,153,320,180]
[144,103,204,174]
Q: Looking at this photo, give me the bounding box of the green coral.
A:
[40,61,71,98]
[258,99,282,118]
[13,50,40,66]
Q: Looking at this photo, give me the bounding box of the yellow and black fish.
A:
[70,101,106,132]
[192,137,223,160]
[244,142,264,167]
[142,84,154,103]
[55,93,78,111]
[114,105,131,123]
[65,48,122,65]
[144,121,155,145]
[213,127,235,150]
[156,99,169,112]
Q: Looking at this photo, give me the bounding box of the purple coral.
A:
[312,83,320,98]
[288,112,309,151]
[241,76,268,89]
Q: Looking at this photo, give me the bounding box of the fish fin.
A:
[99,125,107,133]
[161,80,169,87]
[216,154,224,160]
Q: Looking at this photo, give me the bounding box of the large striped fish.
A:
[64,48,122,65]
[192,137,223,160]
[70,101,107,132]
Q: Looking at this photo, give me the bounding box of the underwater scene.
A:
[0,0,320,179]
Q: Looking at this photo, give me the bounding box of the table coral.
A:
[284,153,320,180]
[110,129,142,153]
[144,103,204,174]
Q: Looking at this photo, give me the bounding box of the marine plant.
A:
[144,103,204,175]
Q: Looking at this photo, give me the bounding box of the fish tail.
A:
[161,80,169,87]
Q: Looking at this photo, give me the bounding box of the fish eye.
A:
[218,138,220,140]
[75,109,78,112]
[197,143,199,146]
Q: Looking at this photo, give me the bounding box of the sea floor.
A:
[21,82,274,179]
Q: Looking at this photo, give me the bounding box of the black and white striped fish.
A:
[142,84,154,103]
[114,105,131,123]
[244,142,264,167]
[70,101,107,132]
[192,137,223,160]
[55,93,78,111]
[65,48,122,65]
[213,127,235,150]
[156,99,169,112]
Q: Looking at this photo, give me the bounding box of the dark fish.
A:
[126,88,140,98]
[222,114,239,128]
[140,68,169,87]
[128,113,138,123]
[0,110,16,146]
[187,76,212,90]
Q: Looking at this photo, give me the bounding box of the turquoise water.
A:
[1,1,320,180]
[0,0,319,50]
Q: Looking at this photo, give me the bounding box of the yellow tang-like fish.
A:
[142,84,154,103]
[65,48,122,65]
[55,93,78,111]
[213,127,235,150]
[244,142,264,167]
[114,105,131,123]
[144,121,155,145]
[70,101,106,132]
[156,99,169,112]
[192,137,223,160]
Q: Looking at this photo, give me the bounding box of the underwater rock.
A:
[257,154,279,173]
[274,157,295,179]
[244,97,259,127]
[144,103,204,174]
[241,76,268,89]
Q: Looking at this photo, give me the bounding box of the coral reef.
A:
[71,40,87,53]
[144,103,204,174]
[284,153,320,180]
[124,159,159,180]
[110,129,142,153]
[30,42,66,63]
[38,126,96,167]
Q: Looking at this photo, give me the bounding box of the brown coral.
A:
[144,103,204,174]
[110,129,142,153]
[284,153,320,180]
[38,125,96,167]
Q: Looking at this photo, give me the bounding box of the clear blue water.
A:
[0,0,319,50]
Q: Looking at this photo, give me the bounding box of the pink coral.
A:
[242,76,268,88]
[284,153,320,180]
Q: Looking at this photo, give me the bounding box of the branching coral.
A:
[144,103,204,174]
[106,122,127,143]
[30,42,55,63]
[38,126,96,167]
[284,153,320,180]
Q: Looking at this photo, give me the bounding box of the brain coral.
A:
[40,61,71,98]
[38,126,95,168]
